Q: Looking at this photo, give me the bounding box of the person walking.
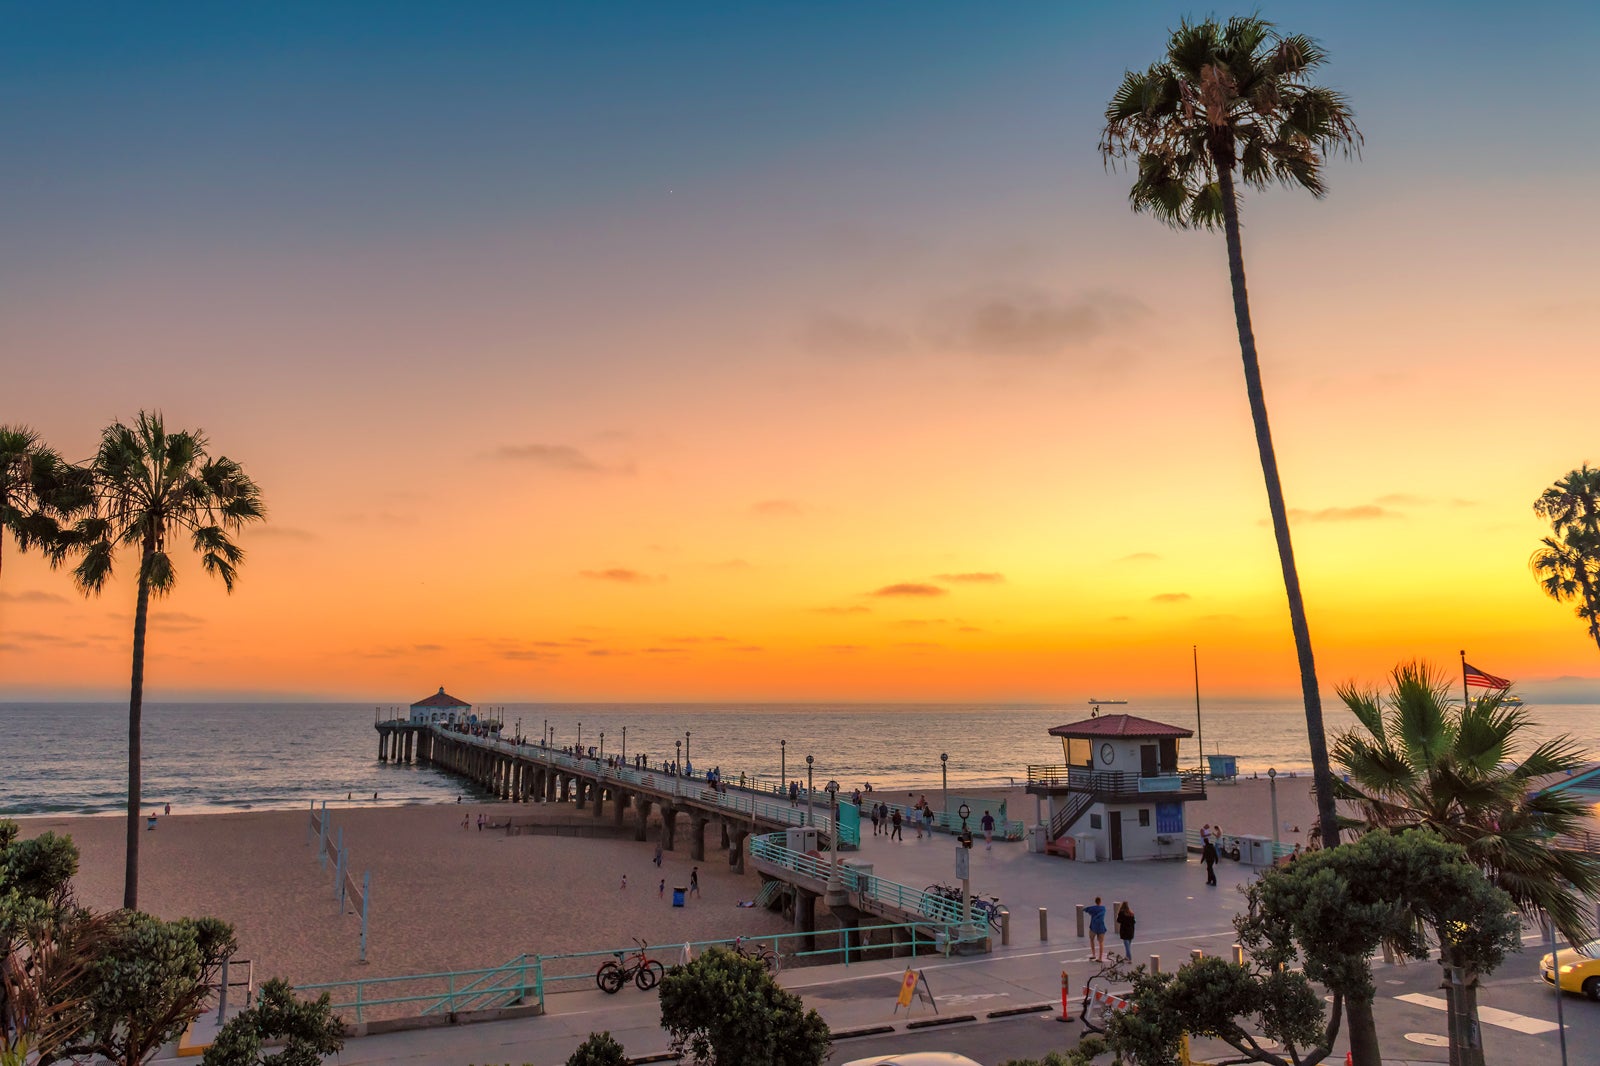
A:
[890,807,903,841]
[1202,835,1218,886]
[1085,897,1107,962]
[654,841,664,867]
[1116,902,1136,961]
[871,804,882,836]
[689,867,701,897]
[981,810,995,849]
[658,878,665,898]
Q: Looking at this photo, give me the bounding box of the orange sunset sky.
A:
[3,3,1598,702]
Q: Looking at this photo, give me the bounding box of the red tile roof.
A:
[1048,713,1192,739]
[411,686,471,709]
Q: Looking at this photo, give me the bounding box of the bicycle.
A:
[596,938,665,994]
[731,936,778,972]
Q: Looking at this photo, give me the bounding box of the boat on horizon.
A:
[1088,698,1128,706]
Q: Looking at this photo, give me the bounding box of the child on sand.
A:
[620,874,627,890]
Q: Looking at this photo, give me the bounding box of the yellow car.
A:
[1540,940,1600,999]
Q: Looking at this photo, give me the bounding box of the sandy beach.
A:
[13,775,1322,1006]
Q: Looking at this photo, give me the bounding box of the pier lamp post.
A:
[806,755,815,826]
[543,719,547,748]
[940,753,948,817]
[600,732,605,761]
[1267,767,1280,856]
[578,722,583,755]
[957,803,973,931]
[685,730,692,771]
[622,726,627,764]
[675,740,681,773]
[780,740,786,795]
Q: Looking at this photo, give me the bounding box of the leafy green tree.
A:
[200,978,344,1066]
[53,910,237,1066]
[1227,831,1517,1066]
[0,826,104,1066]
[0,424,89,583]
[1533,464,1600,651]
[565,1030,628,1066]
[1100,16,1360,854]
[1332,661,1599,1064]
[658,947,829,1066]
[66,411,265,909]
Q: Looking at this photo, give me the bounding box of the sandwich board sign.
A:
[893,967,937,1014]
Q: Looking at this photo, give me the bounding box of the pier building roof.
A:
[1048,713,1192,739]
[412,686,471,710]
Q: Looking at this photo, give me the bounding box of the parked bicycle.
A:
[921,883,1004,928]
[596,938,665,994]
[731,936,778,972]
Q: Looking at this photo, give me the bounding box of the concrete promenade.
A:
[162,817,1589,1065]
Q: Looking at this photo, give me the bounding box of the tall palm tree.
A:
[67,412,265,910]
[0,425,88,583]
[1533,464,1600,651]
[1332,661,1600,1066]
[1101,17,1359,858]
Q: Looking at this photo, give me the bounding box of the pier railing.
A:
[297,920,960,1023]
[1025,765,1206,799]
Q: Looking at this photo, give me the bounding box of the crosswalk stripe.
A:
[1394,993,1557,1035]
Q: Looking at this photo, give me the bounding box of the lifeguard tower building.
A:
[1027,711,1206,861]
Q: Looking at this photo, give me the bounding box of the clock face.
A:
[1100,743,1115,764]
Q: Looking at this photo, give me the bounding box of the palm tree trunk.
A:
[124,544,153,911]
[1215,166,1341,853]
[1441,952,1487,1066]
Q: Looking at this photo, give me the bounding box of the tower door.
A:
[1140,744,1159,777]
[1108,810,1124,860]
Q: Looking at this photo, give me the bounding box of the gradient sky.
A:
[4,1,1598,702]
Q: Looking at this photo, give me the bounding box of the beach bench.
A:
[1044,835,1076,860]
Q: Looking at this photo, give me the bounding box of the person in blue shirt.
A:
[1085,896,1108,962]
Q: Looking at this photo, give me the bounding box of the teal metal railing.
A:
[745,832,983,927]
[297,920,959,1022]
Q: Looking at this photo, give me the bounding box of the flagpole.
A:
[1460,649,1471,709]
[1193,644,1204,771]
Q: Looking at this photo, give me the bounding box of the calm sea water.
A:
[3,700,1598,817]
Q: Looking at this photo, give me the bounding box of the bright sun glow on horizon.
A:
[3,3,1599,702]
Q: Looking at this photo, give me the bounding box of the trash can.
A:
[1029,825,1047,852]
[146,816,157,831]
[1237,834,1272,867]
[673,886,686,907]
[1074,835,1097,862]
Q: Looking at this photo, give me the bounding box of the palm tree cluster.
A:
[1333,661,1600,1066]
[1,413,265,910]
[1532,464,1600,652]
[1100,15,1360,852]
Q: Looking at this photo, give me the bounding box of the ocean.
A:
[3,700,1598,818]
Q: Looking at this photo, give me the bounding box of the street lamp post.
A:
[780,740,786,795]
[940,753,948,818]
[826,780,842,885]
[806,755,815,827]
[1268,767,1280,856]
[957,803,973,931]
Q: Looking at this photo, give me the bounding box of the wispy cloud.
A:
[751,499,804,517]
[0,589,68,604]
[1284,505,1396,524]
[934,572,1004,584]
[813,605,872,615]
[1118,552,1160,563]
[251,526,317,542]
[495,443,633,476]
[892,618,946,629]
[502,649,559,661]
[1151,593,1191,603]
[823,643,867,652]
[732,645,764,652]
[580,568,656,584]
[925,287,1149,358]
[802,314,911,358]
[870,583,946,598]
[1108,615,1132,623]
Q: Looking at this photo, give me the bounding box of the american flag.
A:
[1463,663,1511,690]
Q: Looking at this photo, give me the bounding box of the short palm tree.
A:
[0,424,89,583]
[1533,464,1600,651]
[68,412,265,910]
[1333,660,1600,1066]
[1100,16,1360,859]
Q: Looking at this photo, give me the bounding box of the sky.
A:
[3,1,1599,703]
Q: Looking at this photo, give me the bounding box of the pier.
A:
[378,718,988,953]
